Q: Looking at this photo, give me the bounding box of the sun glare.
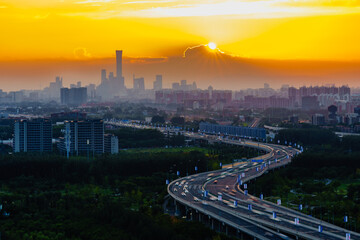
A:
[208,42,217,50]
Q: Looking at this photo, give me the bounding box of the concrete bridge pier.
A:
[174,200,179,216]
[236,229,244,240]
[208,216,214,230]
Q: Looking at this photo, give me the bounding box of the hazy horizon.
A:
[1,45,360,92]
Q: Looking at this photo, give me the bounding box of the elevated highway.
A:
[105,120,359,239]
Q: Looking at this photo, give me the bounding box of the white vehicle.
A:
[226,185,229,190]
[174,188,178,192]
[228,203,236,208]
[181,192,186,196]
[175,182,179,186]
[222,199,229,203]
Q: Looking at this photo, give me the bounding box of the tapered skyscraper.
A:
[116,50,122,80]
[116,50,125,89]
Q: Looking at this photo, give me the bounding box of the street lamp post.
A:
[87,139,90,161]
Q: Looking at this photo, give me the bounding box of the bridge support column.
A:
[174,200,178,216]
[225,225,228,236]
[239,230,244,240]
[211,219,214,230]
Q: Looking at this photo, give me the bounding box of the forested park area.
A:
[0,143,257,240]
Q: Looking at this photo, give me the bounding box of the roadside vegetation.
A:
[249,132,360,232]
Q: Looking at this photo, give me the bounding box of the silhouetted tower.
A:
[101,69,107,83]
[116,50,122,81]
[116,50,125,89]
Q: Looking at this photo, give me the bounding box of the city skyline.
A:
[1,45,360,91]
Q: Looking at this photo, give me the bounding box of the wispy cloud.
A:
[278,0,360,7]
[74,0,113,4]
[119,0,360,18]
[55,0,360,19]
[122,0,177,4]
[34,14,50,19]
[73,48,92,59]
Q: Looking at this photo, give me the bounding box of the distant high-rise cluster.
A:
[172,80,197,91]
[289,85,351,108]
[97,50,126,100]
[155,87,231,109]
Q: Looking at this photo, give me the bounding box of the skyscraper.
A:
[116,50,122,80]
[116,50,125,89]
[101,69,107,83]
[14,119,52,153]
[60,87,87,106]
[133,76,145,91]
[153,75,163,91]
[58,119,104,156]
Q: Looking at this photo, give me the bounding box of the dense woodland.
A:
[0,136,257,240]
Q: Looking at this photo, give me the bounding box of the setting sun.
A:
[208,42,217,50]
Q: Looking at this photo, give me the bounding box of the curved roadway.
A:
[167,136,360,240]
[104,120,360,240]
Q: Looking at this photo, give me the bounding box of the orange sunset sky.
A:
[1,0,360,90]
